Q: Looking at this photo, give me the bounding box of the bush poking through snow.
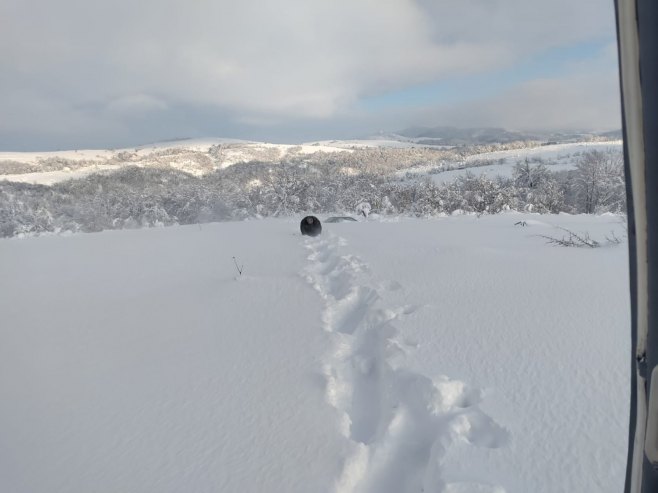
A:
[538,227,601,248]
[356,202,371,218]
[232,256,244,276]
[605,230,623,245]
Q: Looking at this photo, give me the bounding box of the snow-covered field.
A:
[0,214,629,493]
[404,141,624,183]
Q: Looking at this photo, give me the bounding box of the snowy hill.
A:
[397,126,535,145]
[395,126,622,146]
[0,138,355,185]
[401,140,623,183]
[0,135,622,186]
[0,214,629,493]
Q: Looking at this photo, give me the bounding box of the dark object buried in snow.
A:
[300,216,322,236]
[325,216,358,223]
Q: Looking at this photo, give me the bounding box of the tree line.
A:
[0,149,625,237]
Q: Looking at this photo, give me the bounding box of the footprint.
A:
[396,304,422,316]
[316,255,342,276]
[432,377,483,412]
[303,235,509,492]
[343,254,371,275]
[325,269,356,300]
[450,412,510,449]
[379,279,403,292]
[323,286,379,334]
[386,337,419,358]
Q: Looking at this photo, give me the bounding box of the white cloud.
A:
[105,94,168,117]
[431,74,621,131]
[0,0,619,147]
[414,44,622,131]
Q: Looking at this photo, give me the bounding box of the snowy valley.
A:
[0,136,623,238]
[0,136,622,186]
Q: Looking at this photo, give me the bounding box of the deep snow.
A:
[0,214,629,493]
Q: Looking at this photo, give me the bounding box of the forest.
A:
[0,149,625,237]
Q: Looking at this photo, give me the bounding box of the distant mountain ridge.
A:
[390,126,622,146]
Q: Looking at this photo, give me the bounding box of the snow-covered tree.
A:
[573,150,625,214]
[513,159,549,189]
[512,160,565,213]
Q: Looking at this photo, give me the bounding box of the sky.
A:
[0,0,621,150]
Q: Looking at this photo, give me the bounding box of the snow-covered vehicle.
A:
[325,216,358,223]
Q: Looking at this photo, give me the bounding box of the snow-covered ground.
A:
[0,164,129,186]
[0,138,252,165]
[1,138,622,187]
[0,214,629,493]
[406,141,623,183]
[0,138,353,184]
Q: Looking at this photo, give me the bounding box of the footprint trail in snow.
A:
[304,234,510,493]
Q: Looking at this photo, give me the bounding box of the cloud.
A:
[412,42,622,131]
[105,94,169,117]
[427,74,621,131]
[0,0,619,148]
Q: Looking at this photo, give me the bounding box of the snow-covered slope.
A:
[303,138,428,149]
[0,138,354,184]
[1,137,622,187]
[401,141,624,183]
[0,214,629,493]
